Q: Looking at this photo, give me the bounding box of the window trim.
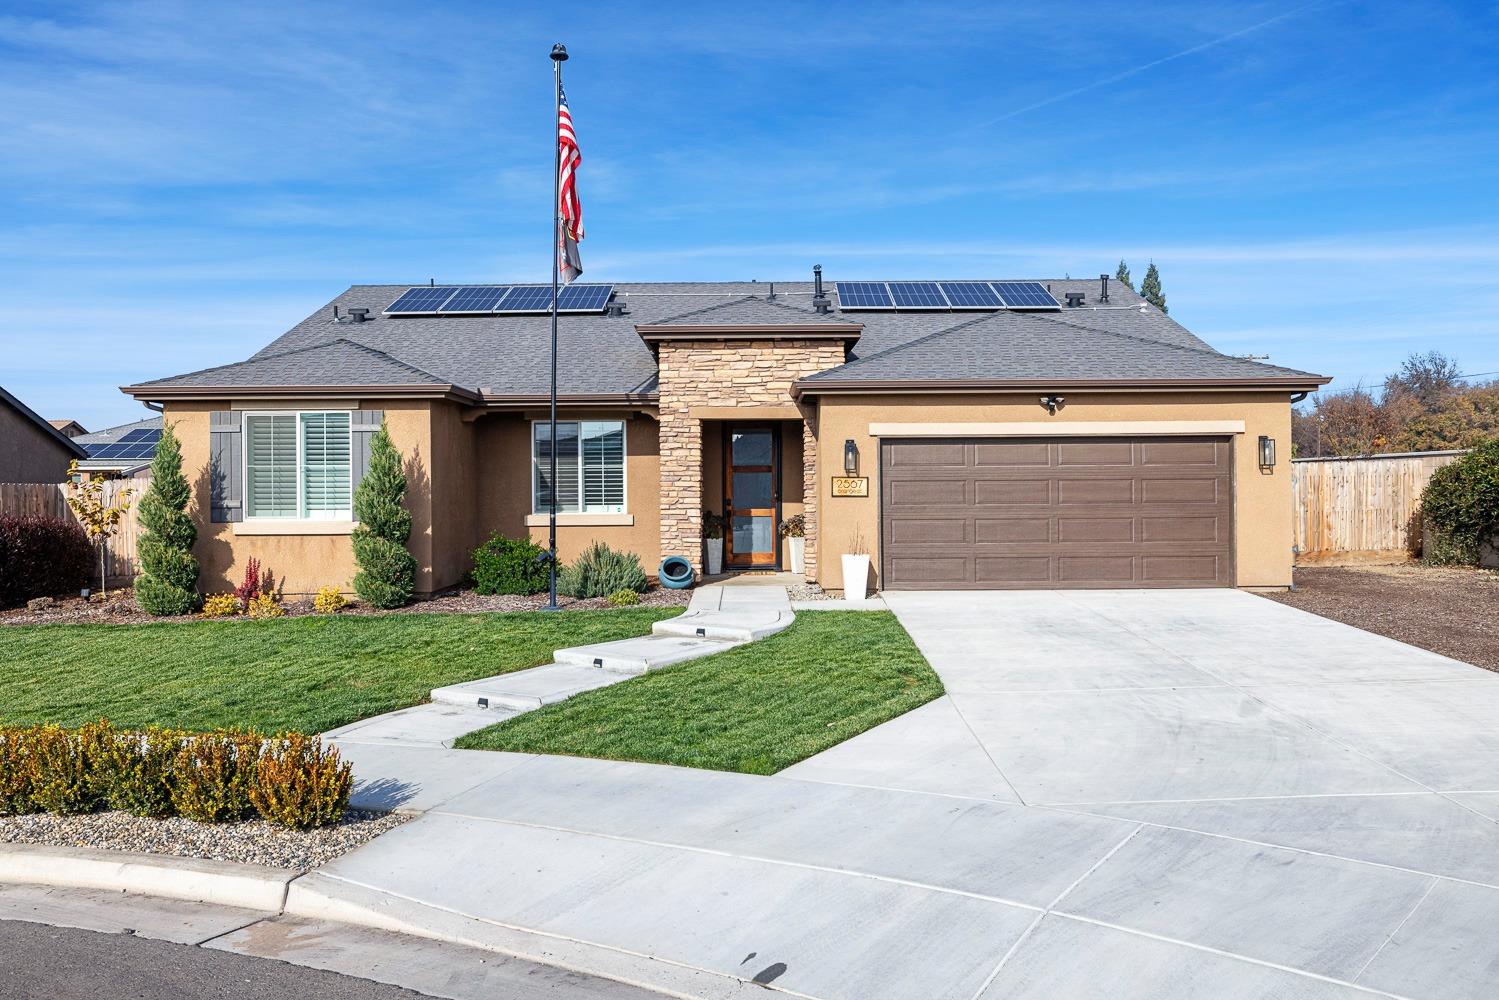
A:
[530,418,628,516]
[241,410,355,522]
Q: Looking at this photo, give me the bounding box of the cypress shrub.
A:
[351,423,417,608]
[135,423,200,615]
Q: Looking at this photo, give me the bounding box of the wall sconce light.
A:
[1039,395,1065,415]
[1258,435,1277,469]
[843,439,859,476]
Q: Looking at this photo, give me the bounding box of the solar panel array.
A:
[85,427,161,462]
[384,284,616,316]
[834,280,1060,311]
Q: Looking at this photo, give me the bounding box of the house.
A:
[122,273,1329,597]
[75,416,163,479]
[49,419,88,439]
[0,386,87,483]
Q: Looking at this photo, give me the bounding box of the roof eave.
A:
[636,324,862,343]
[792,375,1333,398]
[121,383,480,404]
[476,392,660,410]
[0,386,89,458]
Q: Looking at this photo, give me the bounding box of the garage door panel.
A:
[881,435,1233,590]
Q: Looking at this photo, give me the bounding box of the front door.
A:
[724,425,780,568]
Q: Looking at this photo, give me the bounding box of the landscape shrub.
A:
[313,585,348,614]
[135,423,200,615]
[0,722,352,828]
[249,732,352,830]
[0,514,93,608]
[606,588,641,607]
[352,422,417,608]
[559,542,648,599]
[245,592,284,619]
[200,593,241,618]
[235,558,263,604]
[471,533,550,595]
[1420,439,1499,565]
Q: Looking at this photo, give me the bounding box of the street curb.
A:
[0,843,294,913]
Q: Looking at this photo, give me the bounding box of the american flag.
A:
[557,85,583,283]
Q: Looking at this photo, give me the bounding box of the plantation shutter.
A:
[209,411,243,523]
[301,411,352,518]
[351,410,383,499]
[245,414,298,518]
[534,421,581,513]
[581,421,625,512]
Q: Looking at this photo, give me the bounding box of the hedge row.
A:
[0,721,352,829]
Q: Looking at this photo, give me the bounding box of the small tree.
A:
[64,462,134,597]
[1141,261,1167,313]
[135,423,200,615]
[351,423,416,608]
[1115,259,1134,291]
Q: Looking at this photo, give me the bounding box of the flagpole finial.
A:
[550,43,568,62]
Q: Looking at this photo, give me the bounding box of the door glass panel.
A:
[731,431,773,465]
[731,471,773,508]
[732,514,774,554]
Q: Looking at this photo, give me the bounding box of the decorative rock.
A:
[25,597,54,611]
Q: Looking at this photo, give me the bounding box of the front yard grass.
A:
[455,611,944,774]
[0,609,680,733]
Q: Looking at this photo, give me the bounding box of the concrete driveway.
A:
[316,589,1499,1000]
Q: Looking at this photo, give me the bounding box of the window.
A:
[533,420,625,514]
[245,412,352,520]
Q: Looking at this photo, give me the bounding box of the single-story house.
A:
[123,273,1329,597]
[74,416,164,479]
[0,386,87,484]
[49,419,88,439]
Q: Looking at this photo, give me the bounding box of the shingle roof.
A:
[127,277,1327,397]
[75,415,161,447]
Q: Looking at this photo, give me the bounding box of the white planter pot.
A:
[841,553,871,603]
[705,537,723,576]
[788,536,806,574]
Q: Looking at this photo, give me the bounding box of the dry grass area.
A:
[1263,564,1499,671]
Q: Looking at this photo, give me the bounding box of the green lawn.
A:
[0,610,679,734]
[455,611,943,774]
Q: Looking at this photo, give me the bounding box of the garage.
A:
[880,435,1235,589]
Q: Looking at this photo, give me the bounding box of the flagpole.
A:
[544,43,567,612]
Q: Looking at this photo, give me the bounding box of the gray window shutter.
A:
[209,411,243,523]
[352,410,384,496]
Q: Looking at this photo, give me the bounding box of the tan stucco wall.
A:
[811,391,1296,592]
[0,403,77,483]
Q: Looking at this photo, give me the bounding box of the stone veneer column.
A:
[655,339,846,577]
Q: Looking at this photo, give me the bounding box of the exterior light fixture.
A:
[1258,435,1276,469]
[1039,395,1065,414]
[844,439,859,476]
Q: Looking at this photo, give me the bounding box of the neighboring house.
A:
[75,416,163,478]
[0,386,87,483]
[123,274,1329,596]
[49,419,88,438]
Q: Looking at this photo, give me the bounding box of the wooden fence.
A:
[0,477,148,586]
[1291,451,1464,565]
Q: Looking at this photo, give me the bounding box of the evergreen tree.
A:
[1141,261,1167,313]
[135,423,200,614]
[1115,260,1134,291]
[351,423,416,608]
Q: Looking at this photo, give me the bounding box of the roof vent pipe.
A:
[604,297,628,317]
[811,264,833,313]
[348,307,370,323]
[1100,274,1110,303]
[1064,292,1086,307]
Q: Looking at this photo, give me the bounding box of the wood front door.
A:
[724,425,780,568]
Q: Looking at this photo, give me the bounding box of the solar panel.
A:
[497,285,555,312]
[119,428,161,444]
[385,286,460,314]
[888,281,948,309]
[991,281,1060,309]
[939,281,1004,309]
[439,286,512,313]
[835,281,894,309]
[556,283,614,312]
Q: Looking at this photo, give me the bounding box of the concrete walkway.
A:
[311,589,1499,999]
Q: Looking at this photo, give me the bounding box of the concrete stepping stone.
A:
[553,634,740,675]
[652,609,794,642]
[325,703,512,748]
[431,663,624,711]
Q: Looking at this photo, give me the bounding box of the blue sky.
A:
[2,0,1496,430]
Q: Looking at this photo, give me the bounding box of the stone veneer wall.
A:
[656,339,847,579]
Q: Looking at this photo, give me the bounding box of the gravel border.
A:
[0,809,407,872]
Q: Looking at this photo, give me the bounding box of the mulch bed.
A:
[1262,564,1499,671]
[0,586,691,627]
[0,809,407,872]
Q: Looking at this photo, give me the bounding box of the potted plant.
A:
[779,514,806,574]
[842,525,871,603]
[703,510,725,576]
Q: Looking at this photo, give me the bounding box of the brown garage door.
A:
[880,436,1234,589]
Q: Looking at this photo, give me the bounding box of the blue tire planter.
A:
[658,556,695,589]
